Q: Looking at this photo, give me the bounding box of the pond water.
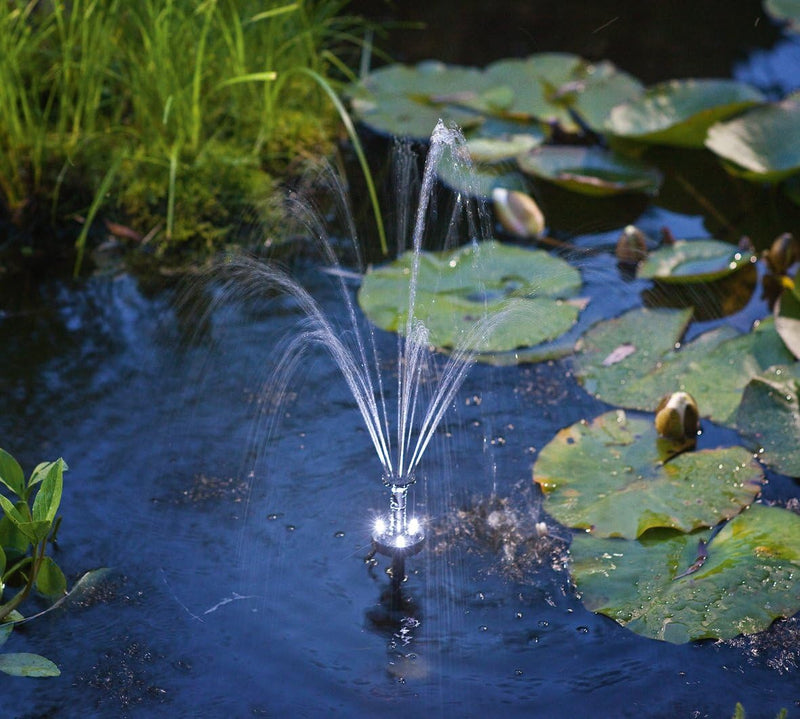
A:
[2,2,800,718]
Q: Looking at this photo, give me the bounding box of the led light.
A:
[395,535,407,549]
[407,517,420,535]
[374,518,387,535]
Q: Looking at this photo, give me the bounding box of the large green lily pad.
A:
[638,239,755,282]
[517,146,663,196]
[533,410,763,539]
[358,240,583,355]
[573,308,796,425]
[570,504,800,643]
[605,79,764,147]
[705,97,800,182]
[736,363,800,477]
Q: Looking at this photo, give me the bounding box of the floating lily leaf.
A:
[570,504,800,643]
[606,79,764,147]
[736,363,800,477]
[518,146,662,196]
[776,282,800,357]
[436,157,527,199]
[465,133,544,162]
[476,54,642,134]
[638,239,755,282]
[533,409,763,539]
[764,0,800,32]
[349,61,488,140]
[705,97,800,182]
[358,240,583,355]
[0,652,60,677]
[574,308,796,424]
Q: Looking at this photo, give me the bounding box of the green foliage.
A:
[570,504,800,643]
[0,448,68,678]
[358,240,583,358]
[0,0,372,268]
[533,410,763,539]
[637,239,755,283]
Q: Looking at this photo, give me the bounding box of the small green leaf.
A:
[570,504,800,643]
[0,621,12,647]
[0,449,25,498]
[534,410,763,538]
[35,556,67,599]
[31,459,64,524]
[0,496,50,545]
[0,652,61,677]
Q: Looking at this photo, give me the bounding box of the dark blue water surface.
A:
[2,2,800,717]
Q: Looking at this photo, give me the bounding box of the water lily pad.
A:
[0,652,61,677]
[517,146,663,196]
[705,97,800,182]
[605,79,764,147]
[476,54,642,134]
[436,157,528,199]
[465,133,544,162]
[533,409,763,539]
[349,61,488,140]
[573,309,796,425]
[638,239,755,282]
[570,504,800,643]
[358,240,583,355]
[736,363,800,477]
[776,282,800,358]
[764,0,800,32]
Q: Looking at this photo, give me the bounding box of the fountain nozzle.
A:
[372,482,425,581]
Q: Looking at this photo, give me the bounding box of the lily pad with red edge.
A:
[605,78,764,148]
[533,409,763,539]
[517,146,663,196]
[570,504,800,643]
[637,239,755,283]
[736,363,800,477]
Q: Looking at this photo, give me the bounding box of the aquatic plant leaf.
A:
[605,79,764,147]
[517,146,663,196]
[533,410,763,538]
[349,61,489,141]
[776,284,800,357]
[0,652,61,677]
[0,449,25,498]
[574,309,796,424]
[0,621,11,647]
[736,363,800,476]
[31,458,64,525]
[358,240,583,355]
[705,98,800,182]
[465,133,544,162]
[477,54,642,134]
[637,239,755,282]
[764,0,800,32]
[435,159,527,199]
[570,504,800,643]
[35,556,67,599]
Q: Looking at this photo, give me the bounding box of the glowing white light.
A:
[407,517,420,535]
[395,535,407,549]
[374,518,387,535]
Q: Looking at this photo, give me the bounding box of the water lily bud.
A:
[615,225,648,265]
[763,232,799,276]
[492,188,545,239]
[655,391,699,441]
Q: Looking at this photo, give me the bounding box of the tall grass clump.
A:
[0,1,376,272]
